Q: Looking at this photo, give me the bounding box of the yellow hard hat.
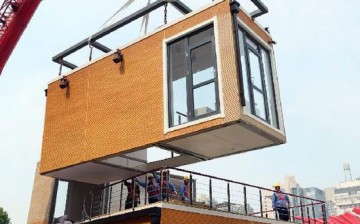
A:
[183,176,190,180]
[274,182,281,188]
[147,173,154,178]
[161,169,169,173]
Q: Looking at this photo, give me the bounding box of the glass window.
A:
[262,49,279,128]
[248,50,263,90]
[169,39,188,126]
[189,28,214,46]
[238,29,251,113]
[191,43,215,85]
[194,83,216,117]
[238,26,279,128]
[168,25,219,128]
[253,89,266,120]
[246,37,258,52]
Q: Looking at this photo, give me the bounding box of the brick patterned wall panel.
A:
[161,208,267,224]
[41,69,88,172]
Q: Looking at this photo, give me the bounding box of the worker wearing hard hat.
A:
[179,175,190,201]
[135,173,160,204]
[153,169,177,200]
[271,182,290,221]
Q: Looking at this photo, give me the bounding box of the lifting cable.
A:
[88,35,94,62]
[58,61,63,76]
[164,1,168,24]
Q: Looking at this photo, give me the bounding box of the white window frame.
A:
[163,17,225,133]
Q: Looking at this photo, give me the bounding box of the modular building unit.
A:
[40,0,285,184]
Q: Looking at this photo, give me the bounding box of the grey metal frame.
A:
[167,25,220,128]
[52,0,192,69]
[249,0,268,19]
[238,26,279,127]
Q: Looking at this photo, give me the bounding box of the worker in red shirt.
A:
[135,173,160,204]
[179,176,190,201]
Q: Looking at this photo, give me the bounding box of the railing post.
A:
[259,189,263,217]
[300,199,305,224]
[307,206,310,223]
[190,173,193,206]
[243,186,247,215]
[160,168,163,201]
[108,185,112,214]
[99,189,103,215]
[227,182,231,212]
[89,192,93,221]
[145,174,148,205]
[322,204,327,224]
[119,183,123,211]
[132,178,136,209]
[312,201,316,223]
[166,171,170,202]
[209,178,213,209]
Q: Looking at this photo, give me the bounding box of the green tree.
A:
[0,207,11,224]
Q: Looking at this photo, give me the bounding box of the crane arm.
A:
[0,0,41,75]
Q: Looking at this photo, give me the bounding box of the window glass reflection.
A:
[191,43,215,85]
[194,83,216,117]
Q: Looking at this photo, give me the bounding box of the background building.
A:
[324,163,360,216]
[333,179,360,215]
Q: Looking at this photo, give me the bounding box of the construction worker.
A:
[124,179,140,209]
[153,169,177,200]
[179,175,190,201]
[135,173,160,204]
[272,182,290,221]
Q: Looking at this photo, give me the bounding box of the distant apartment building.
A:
[280,176,326,218]
[215,202,254,215]
[333,179,360,215]
[262,190,276,219]
[324,187,337,216]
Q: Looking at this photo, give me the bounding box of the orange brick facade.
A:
[40,0,275,174]
[161,208,268,224]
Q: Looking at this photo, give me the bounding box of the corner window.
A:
[167,25,220,128]
[238,26,279,129]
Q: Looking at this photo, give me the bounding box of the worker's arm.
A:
[271,193,276,209]
[169,182,177,195]
[135,178,146,188]
[179,184,186,200]
[153,172,160,184]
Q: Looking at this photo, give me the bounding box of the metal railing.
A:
[81,167,327,223]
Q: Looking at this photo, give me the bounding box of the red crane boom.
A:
[0,0,41,75]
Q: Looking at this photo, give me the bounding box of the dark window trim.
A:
[167,24,220,128]
[262,48,280,129]
[238,25,279,127]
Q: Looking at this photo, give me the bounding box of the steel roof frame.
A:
[52,0,192,69]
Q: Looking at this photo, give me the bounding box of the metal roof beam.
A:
[53,0,192,66]
[249,0,268,19]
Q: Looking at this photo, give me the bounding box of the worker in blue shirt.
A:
[153,169,177,200]
[272,182,290,221]
[179,176,190,201]
[135,173,160,204]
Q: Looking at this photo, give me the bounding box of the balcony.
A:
[63,167,327,223]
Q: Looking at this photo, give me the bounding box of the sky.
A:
[0,0,360,223]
